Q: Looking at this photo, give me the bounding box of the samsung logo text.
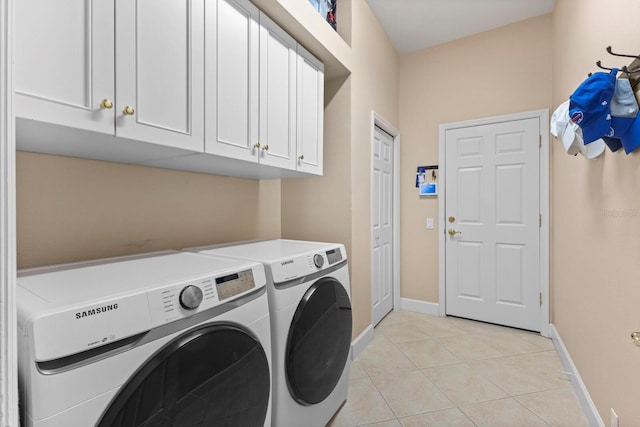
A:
[75,304,119,319]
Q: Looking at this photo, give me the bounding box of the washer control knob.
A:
[313,254,325,268]
[179,285,203,310]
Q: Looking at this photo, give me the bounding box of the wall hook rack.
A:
[593,47,640,76]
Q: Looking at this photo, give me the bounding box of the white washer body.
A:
[187,239,352,427]
[17,251,272,427]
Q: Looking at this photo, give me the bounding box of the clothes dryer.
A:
[17,251,272,427]
[187,240,352,427]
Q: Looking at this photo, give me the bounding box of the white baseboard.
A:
[350,324,374,360]
[549,324,604,427]
[400,298,440,316]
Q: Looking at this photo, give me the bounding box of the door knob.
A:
[298,154,304,160]
[262,145,269,151]
[254,142,261,149]
[448,229,462,236]
[100,99,113,109]
[122,106,135,116]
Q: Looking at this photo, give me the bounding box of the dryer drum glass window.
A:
[98,324,270,426]
[285,277,352,405]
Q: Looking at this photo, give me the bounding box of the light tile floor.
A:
[328,310,589,427]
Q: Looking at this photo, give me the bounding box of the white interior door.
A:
[372,126,394,326]
[445,117,541,331]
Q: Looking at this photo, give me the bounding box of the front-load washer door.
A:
[285,277,352,405]
[97,324,270,427]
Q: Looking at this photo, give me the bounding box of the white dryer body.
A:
[188,239,352,427]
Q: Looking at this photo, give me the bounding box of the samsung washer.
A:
[17,250,272,427]
[187,239,352,427]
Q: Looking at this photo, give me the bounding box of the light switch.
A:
[426,218,434,229]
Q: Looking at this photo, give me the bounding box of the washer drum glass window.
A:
[285,277,352,405]
[97,324,270,426]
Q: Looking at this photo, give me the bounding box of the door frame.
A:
[370,111,401,322]
[438,109,550,337]
[1,0,19,424]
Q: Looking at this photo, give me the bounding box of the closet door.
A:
[258,12,297,170]
[205,0,260,162]
[116,0,205,152]
[14,0,115,134]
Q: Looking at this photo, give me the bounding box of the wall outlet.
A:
[611,408,619,427]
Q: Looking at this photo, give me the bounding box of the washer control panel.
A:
[149,268,257,324]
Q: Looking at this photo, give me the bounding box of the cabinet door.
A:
[205,0,260,162]
[258,12,297,170]
[296,45,324,176]
[116,0,204,152]
[14,0,115,134]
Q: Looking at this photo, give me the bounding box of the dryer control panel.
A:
[270,245,345,284]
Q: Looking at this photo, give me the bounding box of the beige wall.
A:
[16,151,271,268]
[398,15,553,302]
[282,0,399,339]
[552,1,640,424]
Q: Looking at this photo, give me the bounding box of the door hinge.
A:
[539,214,542,227]
[539,292,542,306]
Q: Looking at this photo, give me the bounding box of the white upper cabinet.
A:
[115,0,205,152]
[16,0,204,153]
[205,0,260,162]
[258,12,297,170]
[15,0,324,178]
[15,0,115,134]
[296,45,324,176]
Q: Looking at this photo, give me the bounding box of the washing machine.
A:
[17,250,272,427]
[186,239,352,427]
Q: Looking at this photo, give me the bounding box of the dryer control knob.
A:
[313,254,325,268]
[179,285,204,310]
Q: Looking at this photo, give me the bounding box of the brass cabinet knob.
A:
[448,229,462,236]
[298,154,304,160]
[262,145,269,151]
[123,106,135,116]
[100,99,113,109]
[253,142,261,149]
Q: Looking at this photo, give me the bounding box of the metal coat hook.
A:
[594,61,640,76]
[606,46,640,60]
[595,61,618,72]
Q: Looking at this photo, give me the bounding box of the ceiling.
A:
[365,0,556,55]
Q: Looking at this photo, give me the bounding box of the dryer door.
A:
[285,276,352,405]
[97,324,270,426]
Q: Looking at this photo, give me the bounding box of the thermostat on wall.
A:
[419,182,437,196]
